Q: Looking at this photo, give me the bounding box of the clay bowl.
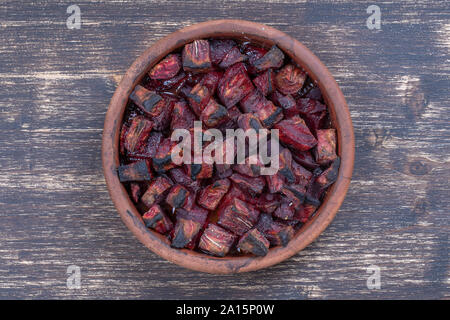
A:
[102,19,354,274]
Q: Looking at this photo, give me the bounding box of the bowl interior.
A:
[102,20,354,274]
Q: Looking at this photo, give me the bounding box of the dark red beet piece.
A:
[186,162,214,181]
[274,115,317,151]
[141,176,173,207]
[218,198,260,236]
[170,100,196,131]
[256,213,295,247]
[292,150,320,170]
[169,167,202,193]
[152,138,180,173]
[198,224,237,257]
[186,83,212,116]
[275,64,307,95]
[229,172,266,195]
[199,70,223,95]
[316,157,340,189]
[129,85,167,117]
[281,184,306,208]
[237,113,264,131]
[294,204,317,223]
[237,228,270,256]
[253,69,275,96]
[209,39,236,65]
[200,98,229,127]
[118,160,152,182]
[251,45,284,72]
[217,62,254,108]
[219,46,247,69]
[197,178,231,210]
[274,197,296,220]
[270,90,299,118]
[239,89,267,113]
[149,54,181,80]
[123,116,153,154]
[315,129,337,165]
[255,101,283,128]
[182,40,212,73]
[292,160,313,187]
[142,204,173,234]
[166,184,190,209]
[130,183,142,203]
[171,217,202,249]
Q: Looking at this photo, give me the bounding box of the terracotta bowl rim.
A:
[102,19,355,274]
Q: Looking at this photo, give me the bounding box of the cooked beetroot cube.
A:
[141,176,173,207]
[239,89,267,113]
[142,204,173,234]
[218,198,260,236]
[127,131,163,160]
[217,62,254,108]
[237,228,270,256]
[118,160,152,182]
[295,204,317,223]
[151,99,174,131]
[210,39,236,65]
[219,46,247,69]
[119,123,129,155]
[200,98,229,127]
[255,101,283,128]
[170,100,196,131]
[199,70,223,95]
[274,197,296,220]
[154,71,188,92]
[229,173,265,195]
[123,116,153,153]
[305,86,323,101]
[232,156,265,177]
[292,160,313,187]
[292,149,320,169]
[314,129,337,165]
[316,157,340,189]
[275,64,307,95]
[186,83,212,116]
[274,116,317,151]
[296,98,327,115]
[130,183,141,203]
[166,184,190,209]
[270,91,298,118]
[242,44,267,64]
[266,173,285,193]
[278,148,295,184]
[297,76,315,97]
[256,213,295,247]
[152,138,179,173]
[281,184,306,207]
[182,40,212,73]
[177,205,209,225]
[171,217,202,249]
[198,178,231,210]
[169,167,202,193]
[198,224,237,257]
[148,54,181,80]
[253,69,275,96]
[237,113,264,131]
[129,85,166,117]
[186,162,213,180]
[254,193,280,214]
[251,45,284,72]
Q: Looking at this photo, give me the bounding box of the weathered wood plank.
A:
[0,0,448,299]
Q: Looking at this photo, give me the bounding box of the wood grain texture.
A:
[0,0,448,299]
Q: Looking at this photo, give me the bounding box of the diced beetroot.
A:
[219,46,247,69]
[316,157,340,189]
[130,183,142,203]
[141,176,173,207]
[266,173,285,193]
[232,156,265,177]
[274,115,318,151]
[270,90,299,118]
[255,101,283,128]
[186,83,212,116]
[129,85,167,117]
[237,228,270,256]
[217,62,254,108]
[296,98,327,115]
[198,178,231,210]
[253,69,275,96]
[170,100,196,131]
[275,64,307,95]
[281,184,306,207]
[297,76,316,98]
[169,167,201,193]
[239,89,267,113]
[256,213,295,247]
[315,129,337,165]
[177,205,209,225]
[237,113,264,131]
[255,193,281,214]
[199,70,223,95]
[149,54,181,80]
[182,40,212,73]
[171,217,202,249]
[209,39,236,65]
[218,198,260,236]
[251,45,284,72]
[123,116,153,154]
[198,224,237,257]
[186,162,214,181]
[229,172,266,195]
[118,160,152,182]
[142,204,173,234]
[292,160,313,187]
[152,138,180,173]
[127,131,163,160]
[292,150,320,169]
[151,99,175,131]
[200,98,229,127]
[166,184,190,209]
[274,197,296,220]
[294,204,317,223]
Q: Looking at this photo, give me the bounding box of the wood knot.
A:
[409,160,430,176]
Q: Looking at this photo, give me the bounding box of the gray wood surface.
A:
[0,0,448,299]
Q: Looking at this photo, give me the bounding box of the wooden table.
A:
[0,0,448,299]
